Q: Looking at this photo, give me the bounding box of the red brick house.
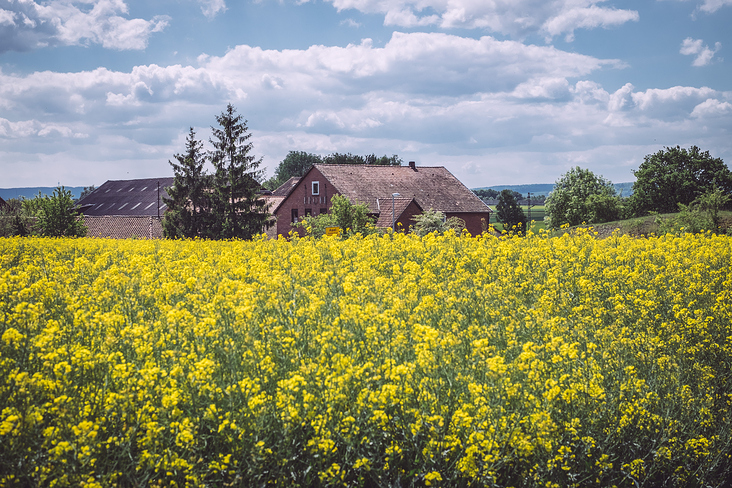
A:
[272,162,492,236]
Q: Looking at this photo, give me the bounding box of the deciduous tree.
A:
[28,187,87,237]
[297,194,375,238]
[630,146,732,216]
[263,151,323,190]
[545,167,620,228]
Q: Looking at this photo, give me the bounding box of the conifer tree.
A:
[208,104,271,239]
[163,128,209,238]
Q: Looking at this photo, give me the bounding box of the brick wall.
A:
[276,167,336,237]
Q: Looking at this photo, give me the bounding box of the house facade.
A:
[272,163,492,236]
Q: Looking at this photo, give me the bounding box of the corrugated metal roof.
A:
[77,177,174,217]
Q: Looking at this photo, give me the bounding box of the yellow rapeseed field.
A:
[1,230,731,487]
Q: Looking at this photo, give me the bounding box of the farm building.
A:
[272,162,492,236]
[76,177,174,239]
[77,177,281,239]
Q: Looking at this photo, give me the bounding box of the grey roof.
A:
[77,177,174,216]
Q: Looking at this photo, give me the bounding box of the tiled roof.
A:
[374,197,421,228]
[272,177,300,196]
[77,177,174,216]
[84,216,163,239]
[314,164,490,214]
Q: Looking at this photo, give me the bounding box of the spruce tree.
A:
[163,128,209,238]
[209,104,271,239]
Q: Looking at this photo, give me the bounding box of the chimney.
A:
[409,161,416,170]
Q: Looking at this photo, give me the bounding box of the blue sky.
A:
[1,0,730,188]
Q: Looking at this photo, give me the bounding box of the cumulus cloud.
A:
[1,31,730,186]
[691,98,732,117]
[680,37,722,66]
[0,0,169,53]
[0,117,87,138]
[317,0,638,40]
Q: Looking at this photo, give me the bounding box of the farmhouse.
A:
[76,177,174,239]
[272,162,492,236]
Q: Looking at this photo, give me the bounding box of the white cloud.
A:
[198,0,226,19]
[698,0,732,13]
[541,5,640,42]
[680,37,722,66]
[340,18,361,28]
[660,0,732,14]
[321,0,638,40]
[0,0,168,53]
[691,98,732,117]
[1,32,730,187]
[0,117,86,138]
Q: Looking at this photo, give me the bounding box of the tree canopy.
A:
[264,152,403,191]
[630,146,732,216]
[263,151,323,190]
[545,167,620,228]
[496,189,527,232]
[4,187,88,237]
[296,194,375,238]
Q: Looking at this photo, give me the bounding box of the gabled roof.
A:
[272,176,300,196]
[0,196,6,208]
[374,197,422,228]
[77,177,174,216]
[313,164,490,214]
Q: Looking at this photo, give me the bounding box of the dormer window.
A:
[312,181,320,196]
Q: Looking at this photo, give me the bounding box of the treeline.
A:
[543,146,732,232]
[263,151,402,191]
[0,187,87,238]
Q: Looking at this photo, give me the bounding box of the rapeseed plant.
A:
[1,230,731,486]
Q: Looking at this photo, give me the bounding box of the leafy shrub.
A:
[411,209,465,236]
[297,194,376,237]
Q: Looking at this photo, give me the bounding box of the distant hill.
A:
[0,187,86,200]
[473,182,634,197]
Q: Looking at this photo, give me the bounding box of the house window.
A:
[305,209,312,217]
[312,181,320,195]
[291,208,298,223]
[320,208,328,215]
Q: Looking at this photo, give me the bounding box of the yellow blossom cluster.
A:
[1,229,731,486]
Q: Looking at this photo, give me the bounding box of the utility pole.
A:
[157,181,160,220]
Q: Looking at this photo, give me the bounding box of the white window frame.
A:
[312,181,320,196]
